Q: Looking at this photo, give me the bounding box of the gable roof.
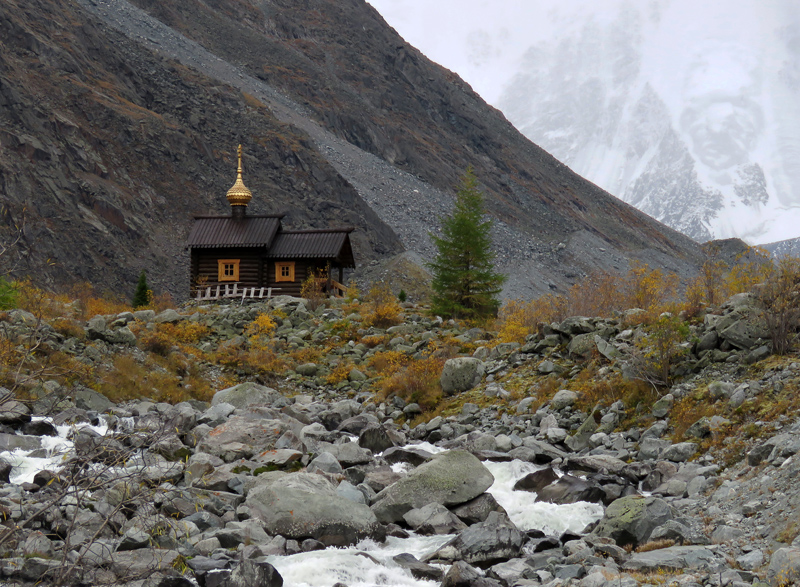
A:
[187,215,283,248]
[265,228,355,267]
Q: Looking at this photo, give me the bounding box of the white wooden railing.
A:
[194,283,281,301]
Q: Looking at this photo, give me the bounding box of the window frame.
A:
[218,259,240,282]
[275,261,295,283]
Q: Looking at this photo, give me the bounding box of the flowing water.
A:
[0,418,109,484]
[269,453,605,587]
[1,430,605,586]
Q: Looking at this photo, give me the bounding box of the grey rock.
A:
[686,417,712,439]
[72,387,115,413]
[638,437,671,460]
[719,316,769,350]
[392,553,444,582]
[381,445,432,467]
[307,452,342,475]
[358,424,395,453]
[403,503,467,535]
[535,474,605,505]
[708,380,736,399]
[109,549,182,579]
[336,480,367,505]
[371,449,494,523]
[22,531,54,559]
[661,442,698,462]
[154,309,183,323]
[450,493,507,525]
[568,333,595,358]
[440,358,485,395]
[595,335,621,360]
[737,549,764,571]
[428,512,525,565]
[441,560,502,587]
[211,382,284,409]
[221,560,283,587]
[593,495,674,547]
[323,441,374,467]
[348,368,367,382]
[295,363,318,377]
[253,449,303,468]
[649,520,710,546]
[550,390,578,410]
[651,394,674,419]
[538,360,556,374]
[246,473,382,546]
[197,415,290,461]
[768,548,800,587]
[711,524,744,544]
[0,399,31,425]
[623,545,722,572]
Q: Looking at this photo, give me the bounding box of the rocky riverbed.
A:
[0,294,799,586]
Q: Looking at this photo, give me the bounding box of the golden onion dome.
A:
[226,144,252,207]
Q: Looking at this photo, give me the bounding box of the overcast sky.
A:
[365,0,795,106]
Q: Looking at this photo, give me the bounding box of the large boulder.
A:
[211,382,285,409]
[197,415,291,461]
[534,474,605,505]
[623,546,723,573]
[222,560,283,587]
[767,547,800,587]
[567,333,595,359]
[246,473,383,546]
[440,358,484,395]
[718,315,769,351]
[403,503,468,535]
[592,495,673,547]
[371,450,494,523]
[427,512,525,565]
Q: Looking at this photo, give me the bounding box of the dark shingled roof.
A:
[265,229,355,267]
[187,216,283,248]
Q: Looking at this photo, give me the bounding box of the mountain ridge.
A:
[0,0,704,299]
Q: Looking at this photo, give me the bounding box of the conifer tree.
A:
[427,168,506,320]
[132,270,150,308]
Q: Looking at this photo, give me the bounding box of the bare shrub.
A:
[756,256,800,355]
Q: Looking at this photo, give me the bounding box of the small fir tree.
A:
[427,168,506,320]
[132,270,150,309]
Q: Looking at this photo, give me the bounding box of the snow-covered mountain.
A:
[367,0,800,244]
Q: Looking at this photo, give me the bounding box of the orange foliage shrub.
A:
[366,349,408,378]
[363,282,402,328]
[97,354,213,404]
[566,272,623,318]
[496,295,567,344]
[625,261,679,311]
[68,282,131,320]
[378,353,446,411]
[326,361,353,385]
[245,313,277,351]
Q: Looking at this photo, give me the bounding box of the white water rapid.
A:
[0,417,109,484]
[268,455,605,587]
[2,431,605,587]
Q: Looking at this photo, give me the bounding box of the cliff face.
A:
[0,0,704,300]
[0,0,401,296]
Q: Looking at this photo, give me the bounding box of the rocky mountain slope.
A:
[0,0,704,300]
[2,291,800,586]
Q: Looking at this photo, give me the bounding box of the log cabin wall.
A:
[265,259,317,297]
[191,247,265,289]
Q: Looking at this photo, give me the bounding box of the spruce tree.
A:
[427,168,506,320]
[132,270,150,308]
